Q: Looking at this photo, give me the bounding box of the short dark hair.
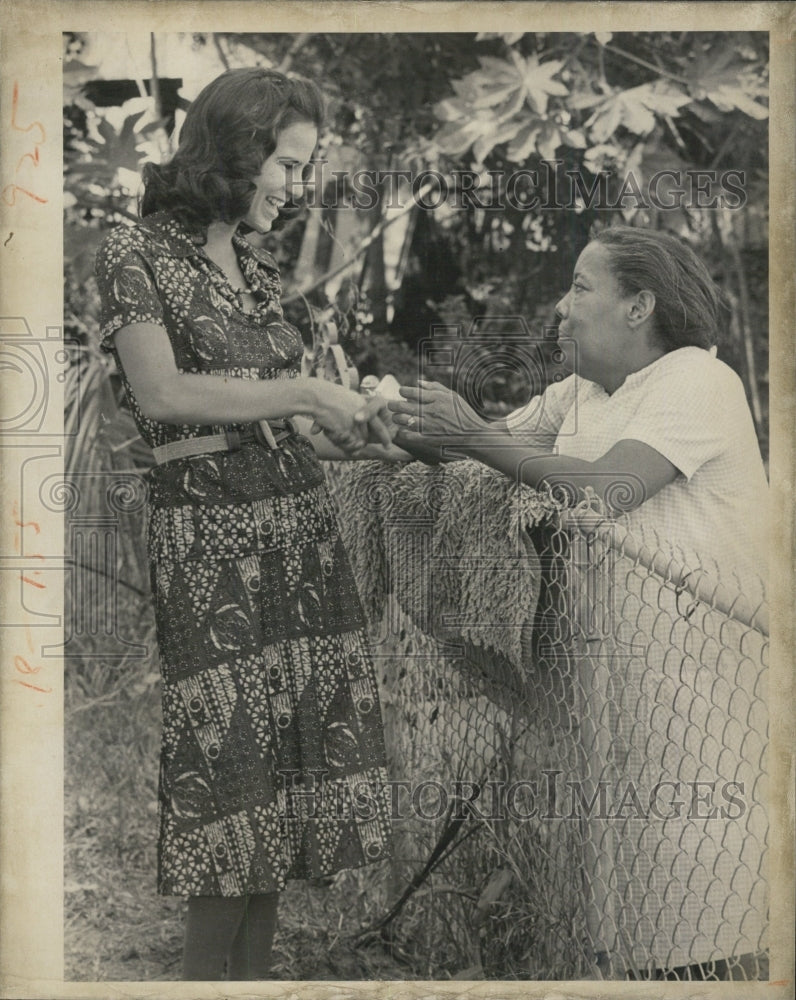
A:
[140,68,324,231]
[593,226,722,351]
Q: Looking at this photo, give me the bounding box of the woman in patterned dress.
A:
[95,68,398,980]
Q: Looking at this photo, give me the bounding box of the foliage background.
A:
[63,30,769,981]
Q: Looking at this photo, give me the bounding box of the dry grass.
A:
[63,587,417,981]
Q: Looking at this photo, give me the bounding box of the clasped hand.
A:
[311,382,397,454]
[388,379,481,444]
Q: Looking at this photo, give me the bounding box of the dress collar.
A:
[232,228,281,275]
[619,347,705,390]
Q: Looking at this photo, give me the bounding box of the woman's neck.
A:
[204,220,240,258]
[595,332,665,395]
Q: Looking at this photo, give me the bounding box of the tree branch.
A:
[602,42,691,87]
[212,33,230,71]
[278,34,311,73]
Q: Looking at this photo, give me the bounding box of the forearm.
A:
[324,441,413,462]
[466,435,588,485]
[463,433,670,512]
[390,383,676,512]
[392,432,456,466]
[138,371,321,426]
[395,413,508,466]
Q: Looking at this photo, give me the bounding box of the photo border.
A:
[1,2,793,997]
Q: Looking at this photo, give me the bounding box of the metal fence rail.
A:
[330,460,769,981]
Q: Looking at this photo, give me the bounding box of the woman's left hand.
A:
[388,379,483,442]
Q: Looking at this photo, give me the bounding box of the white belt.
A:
[151,419,296,466]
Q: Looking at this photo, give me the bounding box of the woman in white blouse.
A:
[390,225,769,981]
[391,225,768,591]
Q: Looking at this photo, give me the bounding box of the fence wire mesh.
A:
[330,458,769,981]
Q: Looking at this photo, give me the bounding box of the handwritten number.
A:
[14,518,41,534]
[10,513,51,696]
[15,655,41,676]
[14,679,53,695]
[16,149,41,172]
[2,81,47,207]
[10,81,46,142]
[2,183,47,207]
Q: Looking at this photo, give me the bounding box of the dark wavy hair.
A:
[593,226,722,352]
[140,68,324,232]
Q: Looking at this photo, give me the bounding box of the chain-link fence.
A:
[330,458,769,981]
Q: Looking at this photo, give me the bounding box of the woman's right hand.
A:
[310,381,393,453]
[112,322,392,451]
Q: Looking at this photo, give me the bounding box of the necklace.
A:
[206,254,251,296]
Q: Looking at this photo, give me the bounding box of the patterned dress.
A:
[96,211,392,897]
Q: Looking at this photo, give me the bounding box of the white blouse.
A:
[506,346,769,596]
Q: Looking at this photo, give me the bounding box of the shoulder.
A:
[542,372,579,406]
[94,224,155,291]
[95,218,170,275]
[651,346,742,388]
[96,213,199,269]
[634,347,746,407]
[632,347,755,449]
[96,221,150,264]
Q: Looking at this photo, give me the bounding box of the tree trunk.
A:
[717,212,764,435]
[149,34,162,118]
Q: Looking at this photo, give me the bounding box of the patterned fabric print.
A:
[96,213,391,896]
[95,211,303,449]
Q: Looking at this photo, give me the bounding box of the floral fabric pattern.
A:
[95,213,391,896]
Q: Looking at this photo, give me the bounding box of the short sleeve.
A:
[504,374,578,449]
[95,227,166,353]
[625,350,751,480]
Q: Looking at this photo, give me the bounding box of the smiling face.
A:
[554,241,641,389]
[244,120,317,234]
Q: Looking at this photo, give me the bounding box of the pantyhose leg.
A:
[227,892,280,980]
[182,895,247,980]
